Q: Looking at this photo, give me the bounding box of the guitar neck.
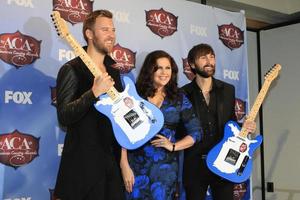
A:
[64,34,120,101]
[248,80,272,121]
[239,80,272,138]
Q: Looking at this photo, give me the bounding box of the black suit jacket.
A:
[181,78,236,185]
[54,55,123,199]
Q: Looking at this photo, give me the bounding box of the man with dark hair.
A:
[181,43,256,200]
[54,10,125,200]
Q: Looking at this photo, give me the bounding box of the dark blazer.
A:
[54,55,123,199]
[181,78,236,185]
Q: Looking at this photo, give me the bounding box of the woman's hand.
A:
[120,161,135,193]
[151,134,173,151]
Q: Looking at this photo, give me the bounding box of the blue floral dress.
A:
[126,93,202,200]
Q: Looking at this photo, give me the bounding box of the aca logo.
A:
[53,0,93,25]
[0,130,39,169]
[50,86,57,107]
[0,31,41,68]
[145,8,178,38]
[218,23,244,50]
[110,44,136,74]
[235,98,246,121]
[182,58,195,81]
[234,182,248,200]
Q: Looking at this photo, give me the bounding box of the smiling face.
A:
[192,52,216,78]
[88,16,116,54]
[153,57,172,90]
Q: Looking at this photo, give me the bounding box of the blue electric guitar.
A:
[206,64,281,183]
[51,11,164,149]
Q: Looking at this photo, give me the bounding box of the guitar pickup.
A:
[237,136,246,142]
[237,156,249,176]
[124,109,143,129]
[224,149,240,165]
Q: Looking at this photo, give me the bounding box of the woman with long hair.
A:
[120,50,202,200]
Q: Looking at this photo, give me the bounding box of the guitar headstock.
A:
[264,64,281,82]
[51,11,69,39]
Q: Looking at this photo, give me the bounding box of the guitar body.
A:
[95,76,164,149]
[206,121,263,183]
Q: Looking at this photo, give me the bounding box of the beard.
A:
[194,64,215,78]
[92,32,114,55]
[93,39,110,54]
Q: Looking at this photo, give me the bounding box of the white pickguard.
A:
[95,85,153,144]
[213,123,257,173]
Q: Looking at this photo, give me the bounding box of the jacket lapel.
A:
[214,79,225,133]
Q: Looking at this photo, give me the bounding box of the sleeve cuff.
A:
[82,89,99,104]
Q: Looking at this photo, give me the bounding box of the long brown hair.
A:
[136,50,179,102]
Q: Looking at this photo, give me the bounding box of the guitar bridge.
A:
[123,109,143,129]
[224,149,240,165]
